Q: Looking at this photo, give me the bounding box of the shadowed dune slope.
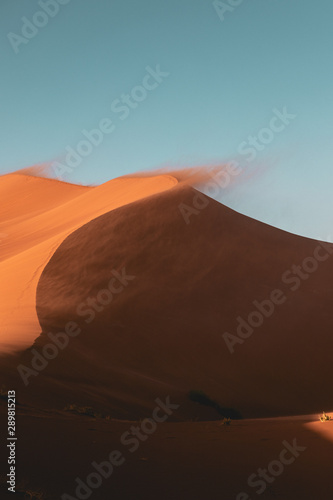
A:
[7,183,332,420]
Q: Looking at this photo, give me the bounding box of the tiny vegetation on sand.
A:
[319,411,332,422]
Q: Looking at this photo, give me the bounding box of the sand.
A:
[1,403,333,499]
[1,169,332,499]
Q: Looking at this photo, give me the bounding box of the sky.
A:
[0,0,333,240]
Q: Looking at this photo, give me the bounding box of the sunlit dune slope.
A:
[0,173,89,224]
[0,173,177,352]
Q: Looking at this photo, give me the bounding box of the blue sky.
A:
[1,0,333,240]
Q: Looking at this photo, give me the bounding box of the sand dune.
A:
[2,169,333,500]
[1,172,333,421]
[0,173,177,352]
